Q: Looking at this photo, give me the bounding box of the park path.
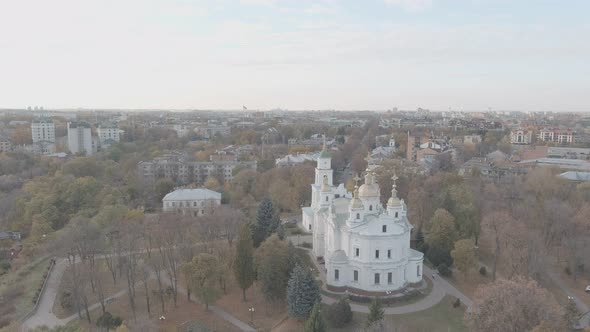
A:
[545,269,590,329]
[22,255,255,332]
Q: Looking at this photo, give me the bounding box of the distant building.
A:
[558,171,590,182]
[275,152,320,168]
[463,135,482,145]
[162,188,221,217]
[137,153,257,185]
[97,123,121,147]
[31,117,56,154]
[0,135,12,153]
[538,128,575,144]
[547,147,590,160]
[67,121,93,155]
[194,124,230,138]
[172,124,193,137]
[510,129,533,145]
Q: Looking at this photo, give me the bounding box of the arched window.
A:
[369,205,373,211]
[325,196,329,202]
[395,211,398,218]
[356,213,360,219]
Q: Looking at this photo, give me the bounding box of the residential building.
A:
[276,152,320,168]
[538,128,575,144]
[137,153,257,185]
[195,124,230,138]
[162,188,221,217]
[97,123,121,147]
[31,117,56,154]
[302,145,423,295]
[0,135,11,153]
[67,121,93,155]
[510,129,533,145]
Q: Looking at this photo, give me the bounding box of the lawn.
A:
[67,278,240,332]
[274,295,467,332]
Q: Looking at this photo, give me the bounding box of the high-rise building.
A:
[97,123,120,147]
[67,121,93,155]
[31,117,56,154]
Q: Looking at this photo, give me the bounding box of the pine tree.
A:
[366,297,384,328]
[252,198,280,247]
[288,265,321,319]
[304,303,327,332]
[234,224,255,301]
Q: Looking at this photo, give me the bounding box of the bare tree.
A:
[482,211,514,280]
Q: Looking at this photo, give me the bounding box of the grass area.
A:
[275,295,467,332]
[67,278,240,332]
[0,255,51,327]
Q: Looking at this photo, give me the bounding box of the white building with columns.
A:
[301,144,423,295]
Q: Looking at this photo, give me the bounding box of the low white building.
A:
[510,129,533,145]
[162,188,221,217]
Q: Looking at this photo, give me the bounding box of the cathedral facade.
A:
[302,145,423,294]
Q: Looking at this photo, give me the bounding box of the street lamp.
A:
[249,307,255,324]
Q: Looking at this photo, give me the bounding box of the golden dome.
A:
[358,171,380,198]
[349,186,364,209]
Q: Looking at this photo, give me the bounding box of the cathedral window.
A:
[355,248,359,257]
[353,270,358,282]
[356,213,360,220]
[369,205,373,211]
[374,273,380,284]
[387,250,391,258]
[417,266,421,277]
[388,272,393,284]
[309,224,312,231]
[334,269,339,281]
[375,250,379,259]
[382,225,387,233]
[325,196,329,202]
[395,212,398,218]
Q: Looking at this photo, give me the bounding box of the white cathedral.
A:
[302,144,423,295]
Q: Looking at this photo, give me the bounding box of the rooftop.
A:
[162,188,221,201]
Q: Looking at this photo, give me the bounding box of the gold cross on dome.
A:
[391,173,398,187]
[353,173,361,187]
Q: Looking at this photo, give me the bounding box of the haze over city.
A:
[1,0,589,111]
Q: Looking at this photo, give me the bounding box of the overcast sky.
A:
[1,0,589,111]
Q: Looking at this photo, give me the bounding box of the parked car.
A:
[585,285,590,293]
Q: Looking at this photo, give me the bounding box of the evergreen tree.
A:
[564,299,580,328]
[304,303,327,332]
[326,298,352,328]
[252,198,280,247]
[287,265,321,319]
[234,224,255,301]
[366,297,384,328]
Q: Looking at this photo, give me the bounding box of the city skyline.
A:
[1,0,589,111]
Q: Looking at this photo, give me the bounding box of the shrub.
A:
[437,263,452,277]
[564,266,572,275]
[300,242,312,249]
[326,298,353,328]
[479,266,487,276]
[453,298,461,308]
[96,311,123,330]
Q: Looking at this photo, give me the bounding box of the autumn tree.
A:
[451,239,475,278]
[256,235,291,303]
[234,224,255,301]
[481,211,514,280]
[182,253,220,310]
[425,209,457,252]
[466,277,565,332]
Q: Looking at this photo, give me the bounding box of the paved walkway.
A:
[22,256,255,332]
[546,269,590,328]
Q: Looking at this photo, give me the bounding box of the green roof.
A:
[319,149,330,158]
